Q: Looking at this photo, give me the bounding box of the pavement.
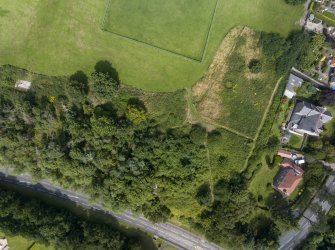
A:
[0,168,224,250]
[291,67,328,89]
[279,174,335,250]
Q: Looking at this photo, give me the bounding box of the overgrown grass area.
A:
[103,0,217,60]
[217,33,280,137]
[192,28,281,138]
[0,0,303,91]
[207,128,253,181]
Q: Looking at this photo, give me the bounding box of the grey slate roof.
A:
[286,74,303,93]
[273,168,291,188]
[284,74,303,98]
[287,101,332,136]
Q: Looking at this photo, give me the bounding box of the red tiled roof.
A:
[275,169,303,197]
[281,158,304,175]
[273,158,304,197]
[277,149,292,159]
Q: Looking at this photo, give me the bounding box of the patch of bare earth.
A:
[189,27,262,127]
[242,29,262,81]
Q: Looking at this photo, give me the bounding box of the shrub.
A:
[190,124,207,145]
[196,183,212,206]
[248,59,262,73]
[126,105,146,125]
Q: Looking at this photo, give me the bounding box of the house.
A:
[286,101,332,137]
[273,150,305,197]
[0,238,8,250]
[15,80,31,91]
[284,74,304,99]
[305,13,323,34]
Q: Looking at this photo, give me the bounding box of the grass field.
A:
[0,0,303,91]
[103,0,217,60]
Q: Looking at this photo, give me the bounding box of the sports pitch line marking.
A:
[101,0,220,63]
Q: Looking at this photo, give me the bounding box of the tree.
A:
[196,183,212,206]
[142,198,171,223]
[320,90,335,106]
[126,105,146,125]
[248,59,262,73]
[91,72,118,99]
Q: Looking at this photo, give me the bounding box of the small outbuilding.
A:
[15,80,31,91]
[0,238,8,250]
[284,74,304,99]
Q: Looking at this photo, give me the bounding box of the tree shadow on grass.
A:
[69,70,89,94]
[127,97,147,111]
[95,60,120,83]
[0,8,9,17]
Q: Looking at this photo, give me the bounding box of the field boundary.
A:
[101,0,219,62]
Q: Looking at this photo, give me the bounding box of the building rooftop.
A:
[15,80,31,91]
[284,74,303,99]
[287,101,332,137]
[0,238,8,250]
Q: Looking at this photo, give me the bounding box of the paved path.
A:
[299,0,312,27]
[291,67,328,89]
[279,174,335,250]
[0,168,224,250]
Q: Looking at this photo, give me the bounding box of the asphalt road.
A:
[0,168,224,250]
[279,174,335,250]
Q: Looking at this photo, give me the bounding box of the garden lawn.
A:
[0,0,303,91]
[248,156,279,204]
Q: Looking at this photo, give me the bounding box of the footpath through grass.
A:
[0,0,303,91]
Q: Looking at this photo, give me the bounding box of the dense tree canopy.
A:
[0,186,140,250]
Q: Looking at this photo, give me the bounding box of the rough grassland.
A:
[208,129,253,181]
[104,0,217,60]
[0,0,303,91]
[191,27,280,138]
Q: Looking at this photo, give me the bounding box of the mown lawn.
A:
[248,156,279,204]
[0,0,303,91]
[0,230,53,250]
[104,0,217,60]
[0,231,32,250]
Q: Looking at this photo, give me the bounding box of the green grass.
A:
[0,0,304,91]
[248,156,279,202]
[217,34,280,137]
[0,230,53,250]
[288,134,304,150]
[208,129,253,181]
[104,0,217,60]
[0,231,33,250]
